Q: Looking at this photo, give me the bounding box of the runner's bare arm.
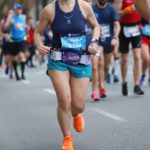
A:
[0,20,6,37]
[79,0,100,40]
[0,21,3,37]
[134,0,150,19]
[119,10,126,17]
[114,21,120,38]
[119,5,134,17]
[34,4,55,55]
[4,15,13,30]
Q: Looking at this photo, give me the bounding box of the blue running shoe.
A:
[9,73,14,79]
[106,74,111,84]
[5,66,9,75]
[140,74,145,86]
[148,78,150,87]
[114,75,119,83]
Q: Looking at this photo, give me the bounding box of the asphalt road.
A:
[0,58,150,150]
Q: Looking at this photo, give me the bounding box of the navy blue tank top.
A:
[51,0,86,50]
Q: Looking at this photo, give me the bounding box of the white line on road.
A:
[36,70,45,75]
[0,74,7,78]
[21,80,31,84]
[91,108,127,122]
[43,88,56,95]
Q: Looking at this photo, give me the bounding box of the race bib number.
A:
[61,34,86,51]
[62,51,81,66]
[101,24,111,41]
[15,22,24,31]
[123,25,140,38]
[142,25,150,36]
[50,51,61,61]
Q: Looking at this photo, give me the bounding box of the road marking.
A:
[91,108,127,122]
[36,71,45,75]
[44,88,56,95]
[0,74,7,78]
[21,80,31,84]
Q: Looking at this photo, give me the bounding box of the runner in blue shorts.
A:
[34,0,100,149]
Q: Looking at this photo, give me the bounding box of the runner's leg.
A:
[48,70,72,137]
[18,52,26,79]
[141,43,149,74]
[121,53,128,83]
[71,76,89,117]
[133,48,141,85]
[91,56,99,101]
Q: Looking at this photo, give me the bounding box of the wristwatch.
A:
[91,38,99,45]
[113,36,118,40]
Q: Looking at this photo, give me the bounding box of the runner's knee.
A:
[121,55,128,64]
[92,65,98,73]
[58,94,71,111]
[99,60,104,69]
[71,100,85,113]
[134,54,140,63]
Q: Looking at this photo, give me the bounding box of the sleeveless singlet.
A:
[51,0,86,52]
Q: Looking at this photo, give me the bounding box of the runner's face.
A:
[8,10,14,16]
[98,0,108,6]
[15,9,22,16]
[85,0,91,4]
[113,0,122,10]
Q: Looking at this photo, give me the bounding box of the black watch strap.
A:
[90,39,99,45]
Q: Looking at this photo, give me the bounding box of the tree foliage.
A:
[0,0,50,19]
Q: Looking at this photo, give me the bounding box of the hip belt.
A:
[50,50,91,66]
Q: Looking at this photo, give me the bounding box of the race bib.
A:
[61,34,86,51]
[101,24,111,41]
[62,51,81,66]
[142,25,150,36]
[15,22,24,31]
[50,50,61,61]
[123,25,140,38]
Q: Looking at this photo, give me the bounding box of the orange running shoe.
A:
[73,114,85,133]
[61,136,74,150]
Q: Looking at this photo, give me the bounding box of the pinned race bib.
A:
[62,51,81,66]
[142,25,150,36]
[101,24,111,41]
[50,50,62,61]
[61,34,86,51]
[15,22,25,31]
[80,54,91,65]
[123,25,140,38]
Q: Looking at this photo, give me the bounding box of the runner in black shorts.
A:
[93,0,120,84]
[0,9,14,78]
[119,0,144,95]
[4,3,27,80]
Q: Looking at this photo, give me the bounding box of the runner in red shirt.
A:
[119,0,144,96]
[27,17,36,68]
